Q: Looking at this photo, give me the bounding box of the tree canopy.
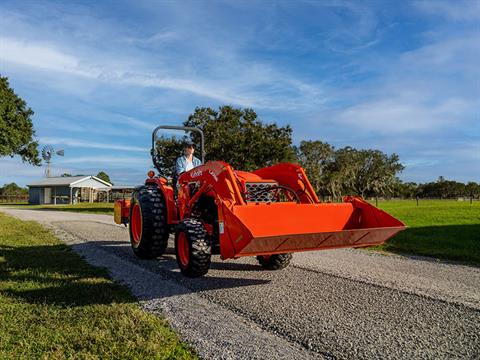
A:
[296,142,404,199]
[392,178,480,199]
[154,106,295,177]
[0,183,28,196]
[295,140,334,197]
[0,75,40,165]
[96,171,113,185]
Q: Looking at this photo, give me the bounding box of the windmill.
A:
[42,145,65,177]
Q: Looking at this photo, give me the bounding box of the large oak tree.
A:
[154,106,295,176]
[0,75,40,165]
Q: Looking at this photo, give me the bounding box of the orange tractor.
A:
[115,125,405,277]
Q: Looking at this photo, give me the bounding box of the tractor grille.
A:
[245,182,278,202]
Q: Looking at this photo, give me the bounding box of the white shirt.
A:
[185,159,194,172]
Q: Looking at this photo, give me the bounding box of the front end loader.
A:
[115,125,406,277]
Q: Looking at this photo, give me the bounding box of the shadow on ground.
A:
[1,238,271,307]
[75,240,272,296]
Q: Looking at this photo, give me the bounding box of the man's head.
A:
[183,142,195,157]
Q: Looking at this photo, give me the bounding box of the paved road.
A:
[2,208,480,359]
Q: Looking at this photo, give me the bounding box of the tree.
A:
[393,181,418,199]
[185,106,295,170]
[61,173,72,177]
[324,146,357,198]
[0,183,28,196]
[96,171,113,185]
[153,135,187,178]
[295,140,334,197]
[293,143,405,199]
[466,182,480,199]
[351,150,404,198]
[154,106,295,176]
[0,75,40,165]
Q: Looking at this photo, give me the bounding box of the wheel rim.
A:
[131,203,142,244]
[177,232,189,268]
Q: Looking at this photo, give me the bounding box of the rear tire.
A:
[129,186,169,259]
[175,218,211,277]
[257,253,292,270]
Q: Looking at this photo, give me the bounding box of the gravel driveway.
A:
[2,208,479,359]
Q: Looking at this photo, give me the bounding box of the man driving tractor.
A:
[175,142,202,176]
[114,125,405,277]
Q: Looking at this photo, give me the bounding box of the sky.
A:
[1,0,479,187]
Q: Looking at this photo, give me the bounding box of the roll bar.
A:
[150,125,205,173]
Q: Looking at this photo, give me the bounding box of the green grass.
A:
[372,200,480,264]
[0,202,114,215]
[0,212,197,359]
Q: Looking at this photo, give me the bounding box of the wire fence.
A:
[0,195,29,203]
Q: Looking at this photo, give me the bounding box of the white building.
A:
[28,176,112,205]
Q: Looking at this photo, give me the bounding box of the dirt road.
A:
[2,208,479,359]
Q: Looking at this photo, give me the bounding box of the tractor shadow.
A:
[1,239,271,307]
[73,240,272,297]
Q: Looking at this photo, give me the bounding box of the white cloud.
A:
[414,0,480,21]
[0,158,44,178]
[39,137,148,152]
[113,116,154,130]
[321,28,480,134]
[1,35,324,109]
[0,157,72,186]
[0,37,99,78]
[123,31,178,45]
[58,155,149,165]
[334,96,475,134]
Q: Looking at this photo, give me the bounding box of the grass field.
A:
[0,212,196,359]
[374,200,480,264]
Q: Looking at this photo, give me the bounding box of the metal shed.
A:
[28,176,112,205]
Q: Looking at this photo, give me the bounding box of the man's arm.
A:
[175,157,184,175]
[193,156,202,167]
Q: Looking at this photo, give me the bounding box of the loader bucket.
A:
[219,197,405,259]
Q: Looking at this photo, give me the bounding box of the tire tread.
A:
[129,186,169,259]
[257,253,292,270]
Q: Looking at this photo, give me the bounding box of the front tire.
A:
[129,186,169,259]
[257,253,292,270]
[175,218,211,277]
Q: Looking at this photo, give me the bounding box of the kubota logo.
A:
[208,170,218,182]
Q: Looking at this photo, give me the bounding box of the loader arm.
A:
[176,161,245,219]
[253,163,319,204]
